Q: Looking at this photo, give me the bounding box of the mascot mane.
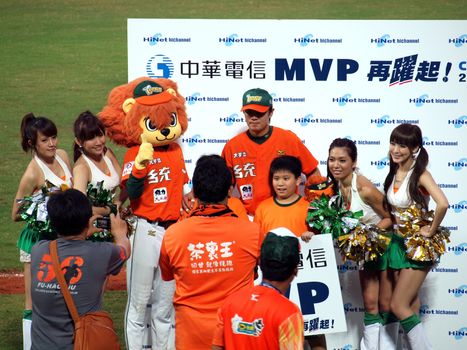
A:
[99,77,188,147]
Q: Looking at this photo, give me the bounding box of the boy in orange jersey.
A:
[221,88,321,216]
[254,155,327,350]
[254,155,311,238]
[212,230,304,350]
[159,155,261,350]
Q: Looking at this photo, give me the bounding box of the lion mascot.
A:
[100,77,188,350]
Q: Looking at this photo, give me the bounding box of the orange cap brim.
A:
[136,91,174,106]
[241,104,270,113]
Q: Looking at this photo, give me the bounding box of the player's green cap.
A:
[133,80,174,106]
[261,229,300,268]
[241,88,273,113]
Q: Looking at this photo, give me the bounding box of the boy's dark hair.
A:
[268,155,302,195]
[193,155,232,204]
[47,189,92,236]
[260,232,300,281]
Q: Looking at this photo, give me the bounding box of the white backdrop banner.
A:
[128,19,467,350]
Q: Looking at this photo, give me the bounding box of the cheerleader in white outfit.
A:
[72,111,122,215]
[12,113,72,350]
[326,138,392,350]
[383,124,448,350]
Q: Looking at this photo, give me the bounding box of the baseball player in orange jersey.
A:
[221,88,321,216]
[212,230,304,350]
[99,78,190,350]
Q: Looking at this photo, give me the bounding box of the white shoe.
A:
[22,318,32,350]
[360,323,380,350]
[379,322,399,350]
[406,323,432,350]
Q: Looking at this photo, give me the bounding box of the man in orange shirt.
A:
[212,230,304,350]
[159,155,261,350]
[221,88,321,216]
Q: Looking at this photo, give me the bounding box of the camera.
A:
[95,217,111,230]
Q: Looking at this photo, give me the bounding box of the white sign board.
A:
[289,234,347,336]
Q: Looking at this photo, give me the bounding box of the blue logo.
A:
[300,114,314,126]
[376,115,390,127]
[453,34,467,47]
[376,34,391,47]
[449,327,467,340]
[451,242,467,255]
[448,285,467,297]
[448,158,467,170]
[146,54,174,78]
[187,92,200,105]
[422,136,430,145]
[450,200,467,213]
[370,156,389,170]
[223,113,240,126]
[338,94,352,106]
[188,134,201,147]
[449,115,467,128]
[224,34,238,47]
[149,33,162,46]
[299,34,314,47]
[416,94,429,107]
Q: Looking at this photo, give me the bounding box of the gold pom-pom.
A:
[338,225,391,264]
[394,205,451,262]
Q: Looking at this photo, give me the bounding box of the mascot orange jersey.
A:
[100,77,189,221]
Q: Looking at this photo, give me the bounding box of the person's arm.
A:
[72,160,90,194]
[357,176,392,230]
[12,166,37,221]
[278,311,304,350]
[159,237,174,281]
[109,213,130,258]
[418,170,449,237]
[73,161,112,216]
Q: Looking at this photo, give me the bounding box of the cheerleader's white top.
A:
[34,154,73,188]
[82,153,120,191]
[348,172,381,225]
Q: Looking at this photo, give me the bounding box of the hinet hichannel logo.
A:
[296,34,314,47]
[448,158,467,171]
[186,93,201,106]
[220,113,244,126]
[370,156,389,170]
[448,242,467,255]
[146,54,174,78]
[448,284,467,297]
[448,327,467,340]
[373,34,391,47]
[449,34,467,47]
[147,33,162,46]
[448,115,467,128]
[449,200,467,213]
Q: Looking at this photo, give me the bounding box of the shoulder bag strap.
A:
[50,240,80,324]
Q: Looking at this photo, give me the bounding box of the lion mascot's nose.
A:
[160,128,170,136]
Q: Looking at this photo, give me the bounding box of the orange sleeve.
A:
[211,307,226,347]
[278,311,304,350]
[159,237,174,281]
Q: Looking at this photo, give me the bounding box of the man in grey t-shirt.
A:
[31,189,130,350]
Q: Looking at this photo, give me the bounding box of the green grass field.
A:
[0,1,465,349]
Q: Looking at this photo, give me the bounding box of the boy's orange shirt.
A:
[254,196,309,238]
